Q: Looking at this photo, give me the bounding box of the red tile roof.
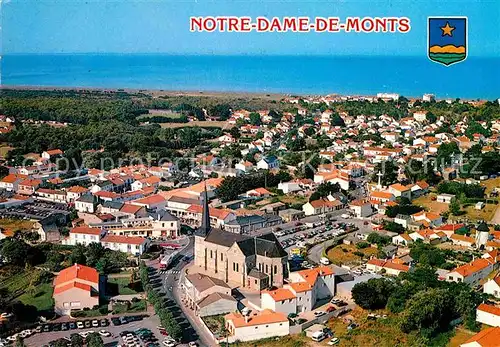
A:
[101,234,147,245]
[54,264,99,286]
[53,281,93,295]
[70,226,102,235]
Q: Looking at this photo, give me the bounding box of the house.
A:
[182,273,237,317]
[53,264,100,315]
[17,179,42,195]
[36,188,67,204]
[131,176,161,191]
[75,194,97,213]
[100,235,149,255]
[392,233,413,247]
[288,266,335,311]
[460,327,500,347]
[66,186,89,203]
[484,276,500,298]
[0,174,27,192]
[370,191,396,204]
[131,194,166,210]
[67,226,105,246]
[388,183,412,200]
[437,193,456,204]
[349,200,372,218]
[33,219,60,242]
[446,258,498,285]
[411,211,443,228]
[235,161,254,173]
[246,188,272,198]
[366,259,410,276]
[411,181,430,197]
[435,223,467,238]
[261,288,297,316]
[277,181,302,194]
[450,234,475,248]
[257,156,279,170]
[42,149,63,159]
[224,309,289,343]
[302,199,343,216]
[409,229,446,244]
[476,303,500,327]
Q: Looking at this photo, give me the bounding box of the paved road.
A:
[156,236,216,347]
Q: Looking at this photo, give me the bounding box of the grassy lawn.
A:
[325,307,420,347]
[413,195,449,215]
[452,203,498,222]
[278,195,308,205]
[201,314,226,335]
[107,277,143,296]
[0,145,14,159]
[112,299,147,314]
[140,110,183,119]
[326,244,378,266]
[0,218,35,232]
[18,283,54,311]
[479,177,500,195]
[0,267,54,312]
[448,327,476,347]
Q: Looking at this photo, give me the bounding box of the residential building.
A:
[437,193,455,204]
[53,264,100,315]
[349,200,372,218]
[476,303,500,327]
[446,258,498,285]
[484,277,500,298]
[100,234,149,255]
[460,327,500,347]
[366,259,410,276]
[75,194,97,213]
[257,156,279,170]
[224,309,289,343]
[182,273,237,317]
[68,226,105,246]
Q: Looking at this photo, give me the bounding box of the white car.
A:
[188,342,198,347]
[328,337,340,345]
[163,340,176,347]
[0,313,13,319]
[77,321,84,329]
[99,330,111,337]
[92,319,99,327]
[314,311,326,317]
[320,257,330,265]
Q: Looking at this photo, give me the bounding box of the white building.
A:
[446,258,497,285]
[437,193,455,204]
[67,227,105,246]
[224,309,289,343]
[100,234,149,255]
[476,303,500,327]
[484,277,500,298]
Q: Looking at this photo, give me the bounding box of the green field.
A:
[0,268,54,312]
[107,277,143,295]
[111,299,147,314]
[429,53,466,65]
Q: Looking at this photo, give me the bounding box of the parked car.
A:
[92,319,99,327]
[99,330,111,337]
[328,337,340,345]
[314,311,326,317]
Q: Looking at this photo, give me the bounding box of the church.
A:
[194,187,289,291]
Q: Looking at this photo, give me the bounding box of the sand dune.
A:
[429,45,466,54]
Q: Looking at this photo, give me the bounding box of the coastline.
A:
[1,85,494,103]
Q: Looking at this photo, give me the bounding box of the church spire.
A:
[200,181,211,236]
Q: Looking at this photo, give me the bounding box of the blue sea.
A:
[2,54,499,100]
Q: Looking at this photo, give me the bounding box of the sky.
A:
[2,0,499,56]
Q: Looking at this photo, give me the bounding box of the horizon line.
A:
[3,52,499,59]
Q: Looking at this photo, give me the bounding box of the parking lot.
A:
[0,201,71,220]
[19,314,163,347]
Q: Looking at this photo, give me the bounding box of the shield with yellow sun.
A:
[428,17,467,66]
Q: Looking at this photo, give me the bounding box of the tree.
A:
[86,332,104,347]
[352,278,395,310]
[249,112,262,125]
[400,288,454,335]
[70,333,84,347]
[69,243,87,265]
[0,166,9,179]
[449,198,461,216]
[15,337,26,347]
[85,242,105,267]
[0,238,31,266]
